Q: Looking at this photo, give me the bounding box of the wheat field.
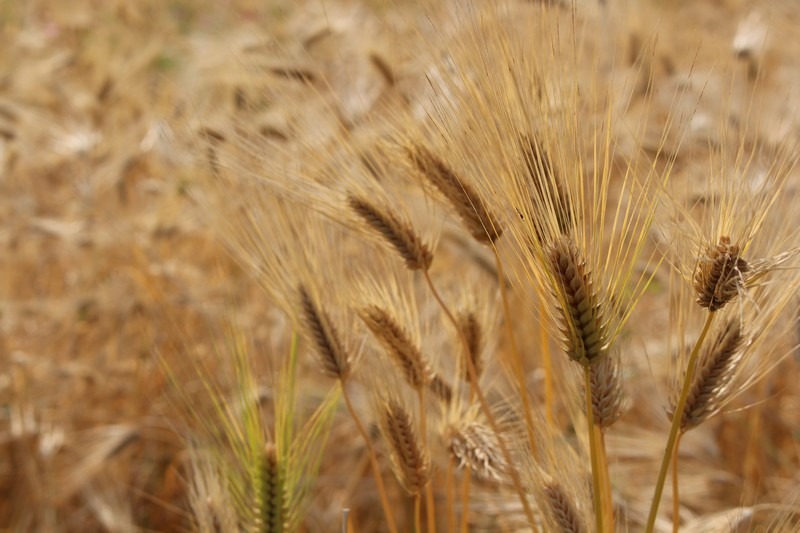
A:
[2,1,800,532]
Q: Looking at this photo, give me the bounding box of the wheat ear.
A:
[445,421,507,482]
[693,236,749,312]
[257,444,285,533]
[297,288,397,532]
[347,194,434,271]
[548,236,608,366]
[408,143,503,244]
[543,481,588,533]
[298,286,350,381]
[358,304,431,390]
[380,399,430,531]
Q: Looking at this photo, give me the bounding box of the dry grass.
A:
[4,1,800,532]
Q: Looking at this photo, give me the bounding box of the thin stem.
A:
[584,365,605,533]
[539,299,555,428]
[672,433,682,533]
[460,466,473,533]
[342,388,399,533]
[417,388,436,533]
[596,426,614,532]
[446,456,456,533]
[422,270,539,531]
[645,312,716,533]
[491,246,539,457]
[414,494,422,533]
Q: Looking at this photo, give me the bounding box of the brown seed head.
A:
[693,236,749,312]
[298,286,351,381]
[347,195,433,271]
[542,481,587,533]
[258,443,285,533]
[381,400,430,495]
[408,143,503,244]
[673,319,746,430]
[547,236,608,366]
[588,353,624,429]
[458,310,484,381]
[428,373,453,404]
[446,421,507,482]
[358,305,431,390]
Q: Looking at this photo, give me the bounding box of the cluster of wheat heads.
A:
[184,1,800,532]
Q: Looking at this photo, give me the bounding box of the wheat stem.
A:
[446,456,456,533]
[671,433,682,533]
[460,465,472,533]
[414,494,422,533]
[417,388,436,533]
[584,365,605,533]
[645,312,716,533]
[341,389,398,533]
[539,299,555,427]
[596,426,614,532]
[491,245,539,458]
[422,269,538,530]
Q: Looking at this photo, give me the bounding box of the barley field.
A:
[2,1,800,532]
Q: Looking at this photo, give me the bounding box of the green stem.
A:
[645,312,715,533]
[584,365,605,533]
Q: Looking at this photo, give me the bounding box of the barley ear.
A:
[547,236,608,366]
[381,399,431,495]
[693,236,749,312]
[347,195,433,271]
[298,286,351,381]
[542,481,588,533]
[445,421,507,482]
[257,444,285,533]
[588,353,624,429]
[358,304,431,390]
[673,319,746,431]
[408,143,503,244]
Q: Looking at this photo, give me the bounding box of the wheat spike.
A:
[547,236,608,366]
[693,236,749,312]
[347,194,433,271]
[457,310,484,381]
[381,399,430,495]
[543,481,588,533]
[408,143,503,244]
[428,373,453,404]
[257,444,285,533]
[298,286,351,381]
[588,353,624,429]
[675,319,746,430]
[359,304,431,390]
[446,421,507,482]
